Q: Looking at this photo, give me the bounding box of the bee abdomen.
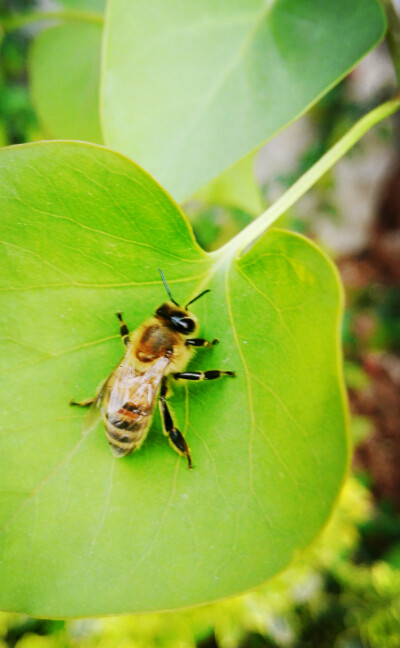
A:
[105,406,150,457]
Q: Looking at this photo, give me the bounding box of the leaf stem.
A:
[217,95,400,259]
[381,0,400,85]
[1,10,104,32]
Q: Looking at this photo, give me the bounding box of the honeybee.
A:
[70,270,235,468]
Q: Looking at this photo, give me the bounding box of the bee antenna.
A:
[158,268,180,306]
[185,289,211,309]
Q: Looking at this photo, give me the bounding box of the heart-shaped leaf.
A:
[0,142,347,617]
[102,0,385,201]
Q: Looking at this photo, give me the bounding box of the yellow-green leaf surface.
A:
[102,0,385,201]
[29,21,103,142]
[56,0,105,11]
[0,142,348,617]
[193,154,265,216]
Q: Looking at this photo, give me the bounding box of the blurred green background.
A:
[1,0,400,645]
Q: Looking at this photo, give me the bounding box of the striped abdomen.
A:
[104,402,152,457]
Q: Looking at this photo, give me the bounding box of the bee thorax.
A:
[135,324,177,363]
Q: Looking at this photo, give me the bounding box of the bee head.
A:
[156,269,211,336]
[155,302,197,335]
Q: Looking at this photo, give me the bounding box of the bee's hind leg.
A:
[116,311,130,345]
[159,377,192,469]
[70,397,96,407]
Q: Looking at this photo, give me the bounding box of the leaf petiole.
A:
[216,95,400,259]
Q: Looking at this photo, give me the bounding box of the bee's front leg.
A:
[159,377,192,469]
[116,311,130,345]
[173,370,235,381]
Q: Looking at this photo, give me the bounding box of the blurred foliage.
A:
[186,204,253,252]
[275,80,393,192]
[0,0,40,145]
[266,81,396,242]
[343,285,400,356]
[1,475,399,647]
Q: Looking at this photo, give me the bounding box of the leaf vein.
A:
[88,460,115,553]
[0,433,87,535]
[11,196,205,263]
[224,265,256,496]
[250,372,321,467]
[0,240,75,282]
[237,266,306,366]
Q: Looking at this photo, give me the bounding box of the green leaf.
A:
[29,21,103,143]
[0,142,348,617]
[193,154,265,216]
[57,0,105,10]
[101,0,385,202]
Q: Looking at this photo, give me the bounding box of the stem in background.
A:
[217,95,400,259]
[381,0,400,85]
[1,10,104,32]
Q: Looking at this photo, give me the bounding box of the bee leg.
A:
[116,311,130,345]
[70,397,96,407]
[159,377,192,469]
[185,338,219,347]
[173,370,236,381]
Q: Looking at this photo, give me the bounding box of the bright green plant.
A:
[0,0,398,620]
[2,476,391,648]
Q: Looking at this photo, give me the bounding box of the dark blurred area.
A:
[343,159,400,511]
[0,0,39,145]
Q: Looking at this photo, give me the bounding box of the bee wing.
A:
[83,355,172,453]
[82,378,108,436]
[107,354,172,418]
[82,400,102,436]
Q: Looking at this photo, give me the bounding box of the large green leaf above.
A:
[29,21,103,143]
[0,142,348,617]
[101,0,385,202]
[193,153,265,216]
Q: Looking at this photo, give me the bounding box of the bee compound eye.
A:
[179,317,195,334]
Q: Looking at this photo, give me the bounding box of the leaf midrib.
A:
[161,1,275,174]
